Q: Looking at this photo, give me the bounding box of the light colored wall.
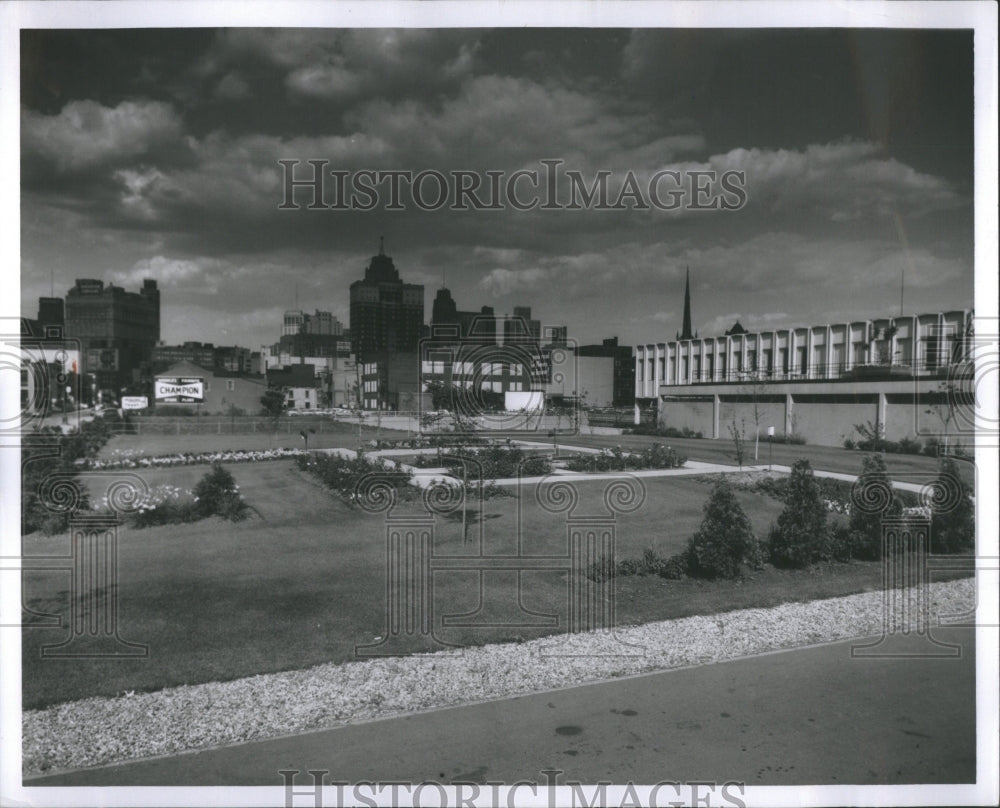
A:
[790,395,878,446]
[658,397,714,436]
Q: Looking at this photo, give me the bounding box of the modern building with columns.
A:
[635,309,974,447]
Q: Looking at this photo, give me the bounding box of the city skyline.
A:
[20,28,975,349]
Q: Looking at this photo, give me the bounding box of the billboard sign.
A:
[154,377,204,403]
[121,396,149,410]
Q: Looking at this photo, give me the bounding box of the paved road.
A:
[27,627,975,787]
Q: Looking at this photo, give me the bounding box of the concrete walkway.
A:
[320,440,938,496]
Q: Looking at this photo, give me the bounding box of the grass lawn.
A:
[21,459,969,710]
[96,423,411,459]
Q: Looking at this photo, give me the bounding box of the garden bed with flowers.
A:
[88,464,252,527]
[77,446,312,470]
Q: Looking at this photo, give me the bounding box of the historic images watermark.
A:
[280,769,748,808]
[353,471,646,659]
[277,159,748,212]
[2,321,148,655]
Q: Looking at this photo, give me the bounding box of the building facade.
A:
[635,309,974,447]
[420,290,551,412]
[360,352,421,410]
[153,361,266,414]
[283,309,344,337]
[349,242,424,361]
[64,278,160,393]
[151,341,217,370]
[578,336,635,406]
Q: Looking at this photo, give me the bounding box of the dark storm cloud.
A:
[19,27,974,348]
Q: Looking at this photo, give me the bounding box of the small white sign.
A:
[122,396,148,410]
[767,426,776,436]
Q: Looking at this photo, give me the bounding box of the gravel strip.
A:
[23,578,973,776]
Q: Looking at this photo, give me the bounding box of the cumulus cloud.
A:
[214,71,251,100]
[110,255,213,288]
[22,99,183,173]
[479,267,548,297]
[204,29,481,102]
[704,141,963,220]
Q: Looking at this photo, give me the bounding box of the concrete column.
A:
[877,392,887,437]
[712,393,721,439]
[826,325,833,379]
[784,393,794,436]
[633,403,640,425]
[844,323,852,373]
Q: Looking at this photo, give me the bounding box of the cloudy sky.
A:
[19,27,974,349]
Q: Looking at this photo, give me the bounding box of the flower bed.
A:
[88,465,250,528]
[411,442,552,479]
[77,447,311,470]
[563,443,686,472]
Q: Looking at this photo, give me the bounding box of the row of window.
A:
[638,335,957,382]
[421,361,524,376]
[421,380,525,393]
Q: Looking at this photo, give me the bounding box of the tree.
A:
[924,379,969,455]
[687,481,759,579]
[738,369,770,461]
[728,418,747,469]
[260,388,285,423]
[849,453,903,559]
[851,419,886,452]
[929,457,975,554]
[768,460,829,568]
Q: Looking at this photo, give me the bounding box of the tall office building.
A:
[64,278,160,392]
[349,240,424,361]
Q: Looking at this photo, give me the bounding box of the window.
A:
[226,380,235,391]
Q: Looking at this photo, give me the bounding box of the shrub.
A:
[437,443,551,479]
[192,463,249,521]
[826,524,861,562]
[585,548,691,582]
[660,552,691,579]
[686,481,758,579]
[929,458,975,554]
[129,498,200,528]
[768,460,830,568]
[895,436,924,455]
[296,452,414,503]
[563,443,685,472]
[765,433,807,445]
[628,424,703,439]
[849,453,903,559]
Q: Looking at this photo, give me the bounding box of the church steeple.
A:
[677,267,694,341]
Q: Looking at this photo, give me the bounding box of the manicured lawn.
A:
[96,423,410,459]
[21,460,968,710]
